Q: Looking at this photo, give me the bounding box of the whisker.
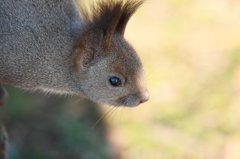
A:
[146,67,159,77]
[141,55,154,64]
[101,104,113,114]
[93,106,115,128]
[117,95,129,107]
[108,106,119,126]
[68,98,84,106]
[85,106,116,139]
[146,64,162,79]
[119,106,125,126]
[127,102,133,116]
[94,106,119,137]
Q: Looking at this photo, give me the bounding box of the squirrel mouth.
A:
[115,91,149,107]
[114,94,139,107]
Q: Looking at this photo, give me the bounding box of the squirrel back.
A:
[0,0,149,107]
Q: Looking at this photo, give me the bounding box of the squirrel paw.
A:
[0,86,8,108]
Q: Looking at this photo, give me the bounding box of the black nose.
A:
[139,91,150,104]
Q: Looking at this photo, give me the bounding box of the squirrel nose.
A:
[139,90,150,104]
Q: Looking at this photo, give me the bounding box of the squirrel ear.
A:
[83,30,103,67]
[73,29,111,70]
[73,29,104,70]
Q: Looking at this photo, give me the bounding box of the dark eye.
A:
[109,77,122,87]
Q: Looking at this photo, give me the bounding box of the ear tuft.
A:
[79,0,145,55]
[115,0,145,35]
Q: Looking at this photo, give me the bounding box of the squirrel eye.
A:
[109,77,122,87]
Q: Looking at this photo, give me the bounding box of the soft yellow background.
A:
[100,0,240,158]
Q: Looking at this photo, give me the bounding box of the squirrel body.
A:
[0,0,149,107]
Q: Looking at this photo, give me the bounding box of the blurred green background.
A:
[1,0,240,158]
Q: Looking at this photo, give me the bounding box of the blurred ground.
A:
[1,0,240,159]
[115,0,240,158]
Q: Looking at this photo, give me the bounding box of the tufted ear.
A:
[79,0,145,54]
[115,0,144,35]
[82,29,103,68]
[73,29,104,70]
[74,0,145,70]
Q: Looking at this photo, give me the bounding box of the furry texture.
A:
[0,0,149,107]
[80,0,144,54]
[81,0,144,35]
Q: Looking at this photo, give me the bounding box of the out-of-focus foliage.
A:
[0,85,118,159]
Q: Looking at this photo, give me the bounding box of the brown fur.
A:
[0,0,149,107]
[80,0,145,55]
[73,40,86,71]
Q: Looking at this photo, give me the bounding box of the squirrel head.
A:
[72,0,149,107]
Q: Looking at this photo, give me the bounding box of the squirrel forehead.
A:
[109,35,144,77]
[110,49,146,91]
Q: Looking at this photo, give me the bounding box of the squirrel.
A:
[0,0,149,107]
